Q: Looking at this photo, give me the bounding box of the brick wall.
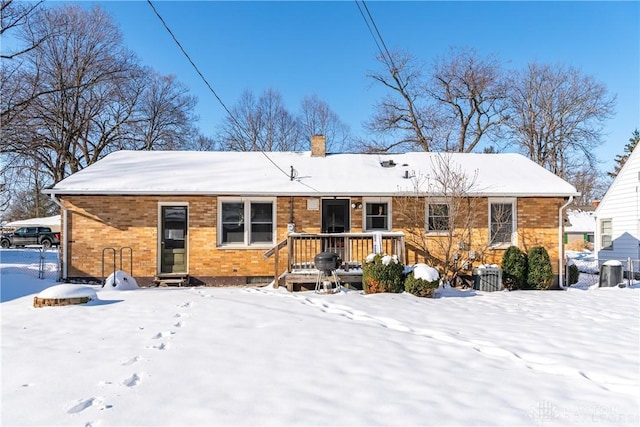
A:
[60,195,565,283]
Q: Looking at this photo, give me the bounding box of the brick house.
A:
[44,136,579,289]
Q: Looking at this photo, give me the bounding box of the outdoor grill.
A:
[314,252,341,293]
[314,251,339,274]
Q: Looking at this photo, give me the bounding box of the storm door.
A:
[321,199,350,260]
[160,206,188,274]
[322,199,350,233]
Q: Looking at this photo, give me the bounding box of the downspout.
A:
[558,195,574,290]
[49,193,68,281]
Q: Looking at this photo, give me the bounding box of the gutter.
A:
[558,195,574,289]
[49,193,68,281]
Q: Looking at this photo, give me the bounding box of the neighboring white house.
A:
[595,143,640,275]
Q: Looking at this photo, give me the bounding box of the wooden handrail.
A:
[264,239,288,289]
[263,238,288,259]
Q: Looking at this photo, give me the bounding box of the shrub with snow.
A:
[362,253,404,294]
[404,264,440,298]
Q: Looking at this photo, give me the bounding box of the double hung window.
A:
[427,203,450,232]
[489,199,516,246]
[364,200,391,231]
[600,219,612,250]
[220,199,275,246]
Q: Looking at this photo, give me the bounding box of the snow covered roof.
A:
[565,209,595,233]
[45,150,579,197]
[5,215,61,229]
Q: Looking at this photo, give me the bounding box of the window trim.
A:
[362,197,392,231]
[218,197,276,248]
[426,200,451,235]
[488,198,517,248]
[600,218,613,250]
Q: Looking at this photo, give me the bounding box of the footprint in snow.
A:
[123,373,144,387]
[152,342,170,350]
[179,301,193,308]
[121,355,143,366]
[67,397,107,414]
[152,331,175,339]
[174,321,185,328]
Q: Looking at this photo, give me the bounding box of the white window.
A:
[219,198,275,246]
[427,202,450,232]
[600,219,612,250]
[489,198,516,246]
[363,198,391,231]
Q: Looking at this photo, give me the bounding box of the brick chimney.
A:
[311,134,326,157]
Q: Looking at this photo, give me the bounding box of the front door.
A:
[160,206,187,274]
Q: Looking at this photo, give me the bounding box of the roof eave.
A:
[43,189,581,198]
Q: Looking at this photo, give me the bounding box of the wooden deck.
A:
[283,269,364,292]
[265,232,405,291]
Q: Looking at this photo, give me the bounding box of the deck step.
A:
[154,274,190,287]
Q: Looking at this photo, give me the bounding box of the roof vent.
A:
[380,160,396,168]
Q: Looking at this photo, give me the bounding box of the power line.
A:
[146,0,233,122]
[146,0,295,182]
[355,0,399,76]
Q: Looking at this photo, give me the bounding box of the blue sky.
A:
[59,1,639,173]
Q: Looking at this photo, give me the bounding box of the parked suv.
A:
[0,226,60,249]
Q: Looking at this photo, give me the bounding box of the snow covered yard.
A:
[1,249,639,426]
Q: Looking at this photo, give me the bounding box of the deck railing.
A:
[287,232,405,271]
[264,232,405,288]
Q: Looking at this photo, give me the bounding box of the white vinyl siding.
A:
[595,145,640,263]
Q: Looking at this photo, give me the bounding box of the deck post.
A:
[274,246,279,288]
[287,235,293,273]
[343,235,350,271]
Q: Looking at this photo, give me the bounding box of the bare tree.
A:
[364,47,508,153]
[126,72,198,151]
[365,50,436,152]
[569,165,609,206]
[1,5,142,183]
[299,94,351,152]
[428,47,509,152]
[217,89,301,151]
[505,62,616,178]
[1,0,45,59]
[395,154,504,285]
[1,4,201,193]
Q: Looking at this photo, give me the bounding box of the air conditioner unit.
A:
[472,266,502,292]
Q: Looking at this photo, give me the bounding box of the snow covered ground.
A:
[1,248,639,426]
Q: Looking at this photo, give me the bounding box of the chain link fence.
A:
[0,248,60,281]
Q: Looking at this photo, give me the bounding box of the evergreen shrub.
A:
[501,246,528,290]
[568,263,580,285]
[527,246,554,290]
[362,253,404,294]
[404,271,440,298]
